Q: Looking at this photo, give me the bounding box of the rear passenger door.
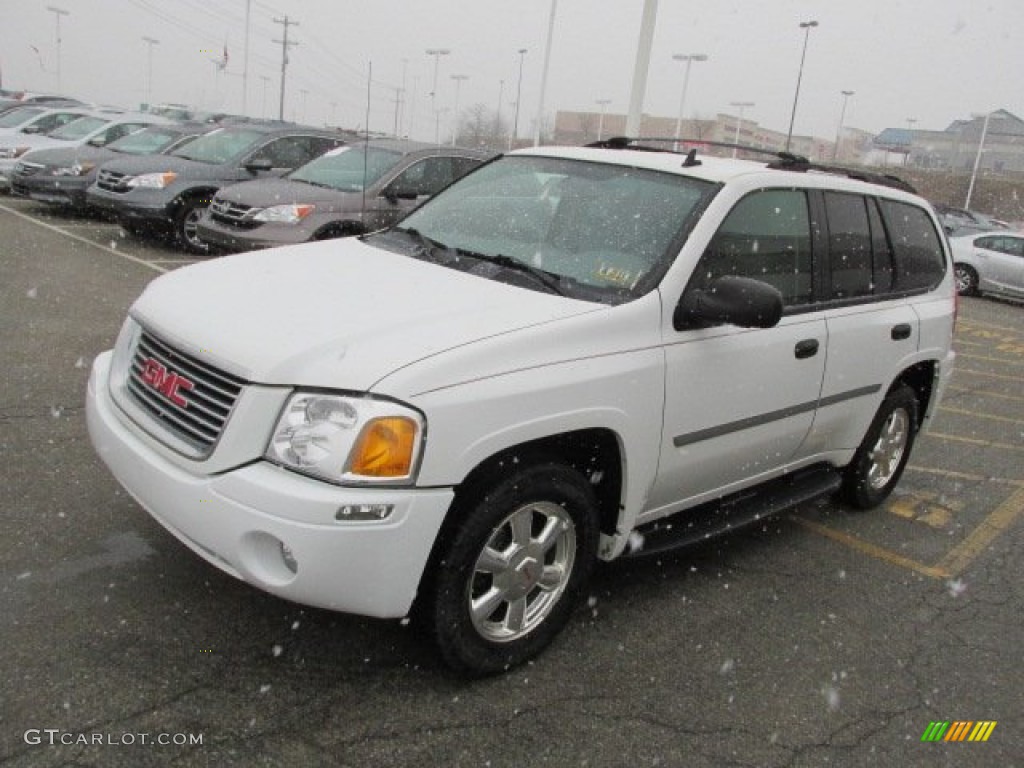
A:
[650,188,828,514]
[811,193,938,454]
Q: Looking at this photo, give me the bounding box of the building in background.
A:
[872,109,1024,171]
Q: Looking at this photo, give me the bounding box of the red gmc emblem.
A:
[140,358,194,408]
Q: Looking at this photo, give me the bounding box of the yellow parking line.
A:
[936,487,1024,576]
[958,319,1023,334]
[957,353,1024,367]
[791,517,950,580]
[907,465,1024,488]
[945,385,1024,405]
[938,406,1024,426]
[925,432,1024,453]
[954,368,1023,382]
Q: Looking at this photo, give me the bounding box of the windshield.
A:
[171,127,264,164]
[108,127,187,155]
[0,107,44,127]
[288,146,404,191]
[49,116,109,140]
[390,155,712,301]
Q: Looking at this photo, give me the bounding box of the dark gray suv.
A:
[196,139,491,251]
[86,123,351,252]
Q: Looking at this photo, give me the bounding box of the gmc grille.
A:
[125,330,245,457]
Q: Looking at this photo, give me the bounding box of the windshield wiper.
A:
[393,226,452,261]
[454,249,567,296]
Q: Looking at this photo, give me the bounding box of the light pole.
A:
[450,74,468,146]
[624,0,659,138]
[785,19,818,152]
[46,6,70,92]
[832,89,854,161]
[729,101,754,157]
[595,98,611,141]
[671,53,707,146]
[142,36,159,107]
[512,48,527,149]
[534,0,558,146]
[425,48,451,128]
[965,111,992,210]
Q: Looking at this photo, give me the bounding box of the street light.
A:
[785,19,818,152]
[142,36,159,107]
[512,48,527,150]
[671,53,707,146]
[534,0,558,146]
[595,98,611,141]
[46,6,70,92]
[729,101,754,157]
[425,48,451,126]
[965,111,992,210]
[832,89,854,161]
[450,74,468,146]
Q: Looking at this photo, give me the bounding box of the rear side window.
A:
[824,192,872,299]
[877,200,946,291]
[697,189,813,306]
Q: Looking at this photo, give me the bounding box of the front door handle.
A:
[891,323,912,341]
[795,339,819,359]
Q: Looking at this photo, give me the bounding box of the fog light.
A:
[336,503,394,521]
[279,542,298,574]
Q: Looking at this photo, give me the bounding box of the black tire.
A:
[841,384,919,509]
[953,263,979,296]
[419,461,600,676]
[174,199,211,254]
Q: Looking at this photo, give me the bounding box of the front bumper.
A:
[14,174,90,207]
[86,350,453,618]
[197,217,314,252]
[85,186,175,225]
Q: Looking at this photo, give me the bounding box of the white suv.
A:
[86,140,956,675]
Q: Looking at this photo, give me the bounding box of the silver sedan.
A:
[949,231,1024,299]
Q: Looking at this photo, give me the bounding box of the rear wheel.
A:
[419,462,600,676]
[175,199,211,254]
[841,384,918,509]
[953,263,978,296]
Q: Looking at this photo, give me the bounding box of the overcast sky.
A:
[1,0,1020,142]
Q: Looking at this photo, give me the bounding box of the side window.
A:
[696,189,813,306]
[391,157,455,196]
[824,192,872,299]
[877,199,946,291]
[101,123,146,144]
[252,137,315,169]
[974,236,997,251]
[452,156,483,180]
[867,198,895,294]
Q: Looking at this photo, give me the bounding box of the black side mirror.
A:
[245,157,274,173]
[382,185,419,202]
[674,275,784,330]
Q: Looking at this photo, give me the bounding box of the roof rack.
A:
[585,136,917,194]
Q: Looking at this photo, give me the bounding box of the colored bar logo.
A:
[921,721,997,742]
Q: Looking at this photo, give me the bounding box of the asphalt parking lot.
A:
[1,196,1022,767]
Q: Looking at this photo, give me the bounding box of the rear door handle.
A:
[795,339,819,359]
[891,323,912,341]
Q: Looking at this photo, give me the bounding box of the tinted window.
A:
[252,135,340,169]
[877,200,945,291]
[867,198,895,293]
[978,236,1024,257]
[697,189,813,306]
[390,157,455,196]
[825,192,872,299]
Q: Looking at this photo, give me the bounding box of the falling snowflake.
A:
[259,684,271,695]
[272,645,283,658]
[720,659,735,675]
[27,287,38,299]
[823,685,841,711]
[947,578,967,598]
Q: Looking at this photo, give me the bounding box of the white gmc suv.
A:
[87,140,956,675]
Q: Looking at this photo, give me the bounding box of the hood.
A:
[216,176,350,208]
[95,153,228,181]
[20,144,116,168]
[131,238,600,391]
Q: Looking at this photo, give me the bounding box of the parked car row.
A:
[3,99,493,254]
[949,231,1024,300]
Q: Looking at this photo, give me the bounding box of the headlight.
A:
[266,392,425,485]
[126,171,177,189]
[252,203,315,224]
[0,146,30,159]
[53,161,96,176]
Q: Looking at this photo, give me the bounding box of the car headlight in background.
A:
[126,171,178,188]
[266,392,425,485]
[53,161,96,176]
[252,203,315,224]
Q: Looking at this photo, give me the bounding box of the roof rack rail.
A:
[585,136,917,193]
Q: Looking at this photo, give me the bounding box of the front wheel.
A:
[419,462,600,676]
[841,385,918,509]
[175,200,211,254]
[953,263,978,296]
